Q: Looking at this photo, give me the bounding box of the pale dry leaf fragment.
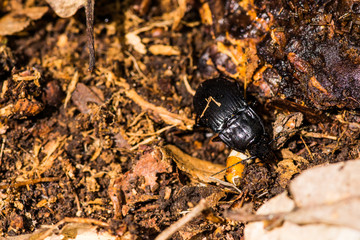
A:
[23,7,50,20]
[284,197,360,231]
[0,7,49,36]
[244,160,360,240]
[245,197,360,240]
[246,221,360,240]
[163,145,225,183]
[125,32,147,54]
[290,159,360,207]
[273,112,304,149]
[149,44,181,56]
[256,192,296,215]
[46,0,86,18]
[0,121,9,134]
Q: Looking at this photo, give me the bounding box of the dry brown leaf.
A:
[0,7,48,35]
[71,83,104,114]
[163,145,225,183]
[46,0,86,18]
[112,148,172,208]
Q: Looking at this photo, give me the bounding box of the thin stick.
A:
[300,135,314,162]
[0,177,60,190]
[200,96,221,118]
[183,75,196,96]
[0,137,5,165]
[155,199,208,240]
[85,0,95,72]
[300,130,337,140]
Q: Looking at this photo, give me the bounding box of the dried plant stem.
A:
[85,0,95,71]
[0,177,60,190]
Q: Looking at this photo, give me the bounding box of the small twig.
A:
[300,135,314,162]
[74,192,82,217]
[126,51,149,81]
[182,75,195,96]
[129,111,146,127]
[0,137,5,165]
[130,136,156,151]
[200,96,221,118]
[113,78,194,129]
[85,0,95,72]
[331,127,348,156]
[0,177,60,190]
[300,130,337,140]
[155,199,208,240]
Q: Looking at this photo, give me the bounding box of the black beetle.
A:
[193,77,272,161]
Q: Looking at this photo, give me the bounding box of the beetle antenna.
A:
[210,156,257,177]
